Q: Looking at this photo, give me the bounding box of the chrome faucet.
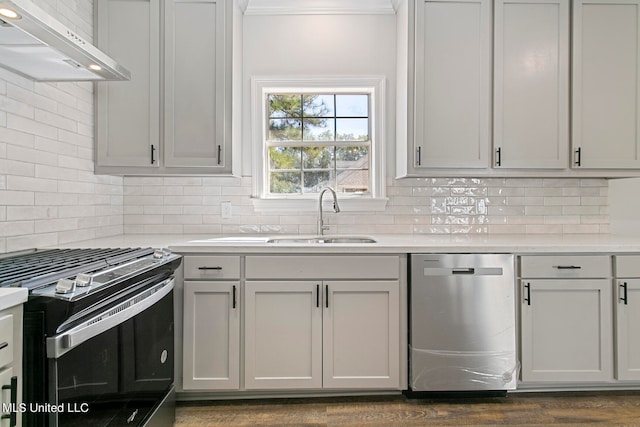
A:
[317,186,341,235]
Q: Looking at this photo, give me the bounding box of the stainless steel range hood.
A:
[0,0,130,81]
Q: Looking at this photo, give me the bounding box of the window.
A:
[251,77,386,212]
[268,93,370,195]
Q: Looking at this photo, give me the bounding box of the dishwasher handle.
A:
[422,267,503,276]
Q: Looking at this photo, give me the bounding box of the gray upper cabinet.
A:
[96,0,160,170]
[96,0,233,175]
[493,0,569,169]
[411,0,492,171]
[572,0,640,169]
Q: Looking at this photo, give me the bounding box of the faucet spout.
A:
[318,186,340,235]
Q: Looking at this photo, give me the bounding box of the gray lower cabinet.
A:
[0,300,24,427]
[183,281,240,390]
[181,254,403,393]
[96,0,232,174]
[244,280,400,390]
[182,256,241,391]
[519,255,613,383]
[614,256,640,381]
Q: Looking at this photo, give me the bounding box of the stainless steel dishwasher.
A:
[409,254,517,392]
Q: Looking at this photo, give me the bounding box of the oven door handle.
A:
[46,278,174,359]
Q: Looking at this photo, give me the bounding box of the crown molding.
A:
[240,0,398,15]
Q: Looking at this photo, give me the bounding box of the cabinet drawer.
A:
[520,255,611,278]
[184,256,240,280]
[245,255,400,280]
[616,255,640,278]
[0,315,13,369]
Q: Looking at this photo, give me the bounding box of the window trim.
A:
[251,76,387,213]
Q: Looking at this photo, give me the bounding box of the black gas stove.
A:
[0,247,181,427]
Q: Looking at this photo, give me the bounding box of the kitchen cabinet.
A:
[572,0,640,169]
[493,0,569,169]
[96,0,160,170]
[614,256,640,381]
[410,0,492,171]
[0,298,24,427]
[182,256,240,390]
[96,0,233,175]
[519,255,613,383]
[244,255,401,390]
[400,0,569,175]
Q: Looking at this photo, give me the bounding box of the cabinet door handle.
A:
[416,146,422,166]
[1,376,17,426]
[150,144,156,165]
[574,147,582,166]
[217,145,222,165]
[232,285,237,309]
[524,282,531,306]
[325,284,329,308]
[198,266,222,271]
[0,342,7,351]
[316,284,320,308]
[620,281,628,305]
[554,265,582,270]
[495,147,502,167]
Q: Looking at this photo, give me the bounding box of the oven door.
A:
[45,278,175,427]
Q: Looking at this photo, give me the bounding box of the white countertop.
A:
[53,233,640,254]
[0,288,28,311]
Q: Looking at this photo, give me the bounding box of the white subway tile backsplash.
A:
[117,176,610,237]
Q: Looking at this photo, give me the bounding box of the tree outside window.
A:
[266,93,371,196]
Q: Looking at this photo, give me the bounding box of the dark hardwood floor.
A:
[175,391,640,426]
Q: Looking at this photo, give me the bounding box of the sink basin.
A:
[266,235,377,244]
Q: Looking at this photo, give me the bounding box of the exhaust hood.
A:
[0,0,130,81]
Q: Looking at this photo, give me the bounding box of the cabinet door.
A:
[244,281,322,389]
[413,0,491,169]
[520,279,613,382]
[183,281,240,390]
[572,0,640,168]
[96,0,160,168]
[323,281,400,389]
[493,0,569,168]
[616,279,640,380]
[164,0,227,169]
[0,367,14,427]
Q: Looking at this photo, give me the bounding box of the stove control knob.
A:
[55,278,76,294]
[153,248,171,259]
[75,273,93,287]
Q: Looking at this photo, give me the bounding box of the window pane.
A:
[336,118,369,141]
[304,171,333,193]
[269,119,302,141]
[268,94,301,118]
[336,147,369,169]
[303,146,334,169]
[336,169,369,194]
[270,172,301,194]
[269,147,301,169]
[336,94,368,117]
[303,119,334,141]
[303,94,334,117]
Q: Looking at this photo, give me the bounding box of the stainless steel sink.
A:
[266,235,377,244]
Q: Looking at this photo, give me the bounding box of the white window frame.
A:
[251,76,387,213]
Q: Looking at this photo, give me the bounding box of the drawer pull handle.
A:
[554,265,582,270]
[1,376,17,426]
[198,266,222,271]
[620,281,628,305]
[0,342,7,351]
